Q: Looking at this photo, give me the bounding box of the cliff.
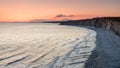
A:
[60,17,120,37]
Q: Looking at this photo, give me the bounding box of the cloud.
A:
[56,14,66,17]
[55,14,75,18]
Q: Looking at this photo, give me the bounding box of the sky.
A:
[0,0,120,22]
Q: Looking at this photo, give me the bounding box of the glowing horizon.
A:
[0,0,120,22]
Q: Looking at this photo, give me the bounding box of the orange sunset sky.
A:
[0,0,120,22]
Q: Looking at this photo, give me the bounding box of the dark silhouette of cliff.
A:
[59,17,120,37]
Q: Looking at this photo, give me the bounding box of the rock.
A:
[60,17,120,37]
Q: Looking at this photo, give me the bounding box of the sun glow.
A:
[0,0,120,22]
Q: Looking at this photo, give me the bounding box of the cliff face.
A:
[60,17,120,37]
